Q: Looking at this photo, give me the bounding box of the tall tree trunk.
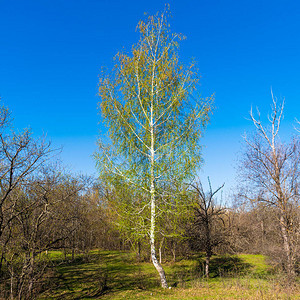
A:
[0,251,4,275]
[159,237,164,264]
[260,220,265,251]
[205,254,211,278]
[280,215,294,276]
[171,241,176,263]
[150,122,168,288]
[64,248,67,260]
[204,217,212,278]
[27,251,34,298]
[10,266,14,300]
[150,181,168,288]
[72,248,75,261]
[137,240,141,261]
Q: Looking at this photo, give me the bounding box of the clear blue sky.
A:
[1,0,300,195]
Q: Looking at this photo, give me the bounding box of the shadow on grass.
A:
[168,254,252,287]
[197,255,252,278]
[44,251,255,299]
[45,251,160,299]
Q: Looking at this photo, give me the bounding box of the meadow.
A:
[38,250,300,299]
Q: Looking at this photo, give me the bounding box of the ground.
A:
[39,250,299,299]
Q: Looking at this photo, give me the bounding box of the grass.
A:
[238,254,271,277]
[39,250,300,299]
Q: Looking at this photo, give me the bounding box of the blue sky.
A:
[1,0,300,195]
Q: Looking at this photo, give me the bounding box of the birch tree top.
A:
[96,10,213,188]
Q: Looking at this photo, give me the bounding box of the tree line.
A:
[0,96,299,298]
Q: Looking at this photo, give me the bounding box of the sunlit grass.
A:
[238,254,271,276]
[40,250,300,299]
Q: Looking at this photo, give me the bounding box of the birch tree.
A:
[96,11,213,288]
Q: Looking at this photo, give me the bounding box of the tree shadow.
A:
[195,255,252,278]
[43,251,254,299]
[45,251,160,299]
[168,254,253,287]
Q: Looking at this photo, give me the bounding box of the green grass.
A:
[39,250,300,299]
[238,254,271,276]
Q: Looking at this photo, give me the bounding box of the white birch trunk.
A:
[149,117,168,288]
[150,188,168,288]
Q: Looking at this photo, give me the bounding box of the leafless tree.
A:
[228,203,282,256]
[240,94,300,276]
[0,104,53,274]
[4,166,89,299]
[188,178,227,278]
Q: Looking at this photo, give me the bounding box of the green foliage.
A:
[95,10,213,190]
[95,8,213,287]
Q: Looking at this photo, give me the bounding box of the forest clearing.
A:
[36,250,299,299]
